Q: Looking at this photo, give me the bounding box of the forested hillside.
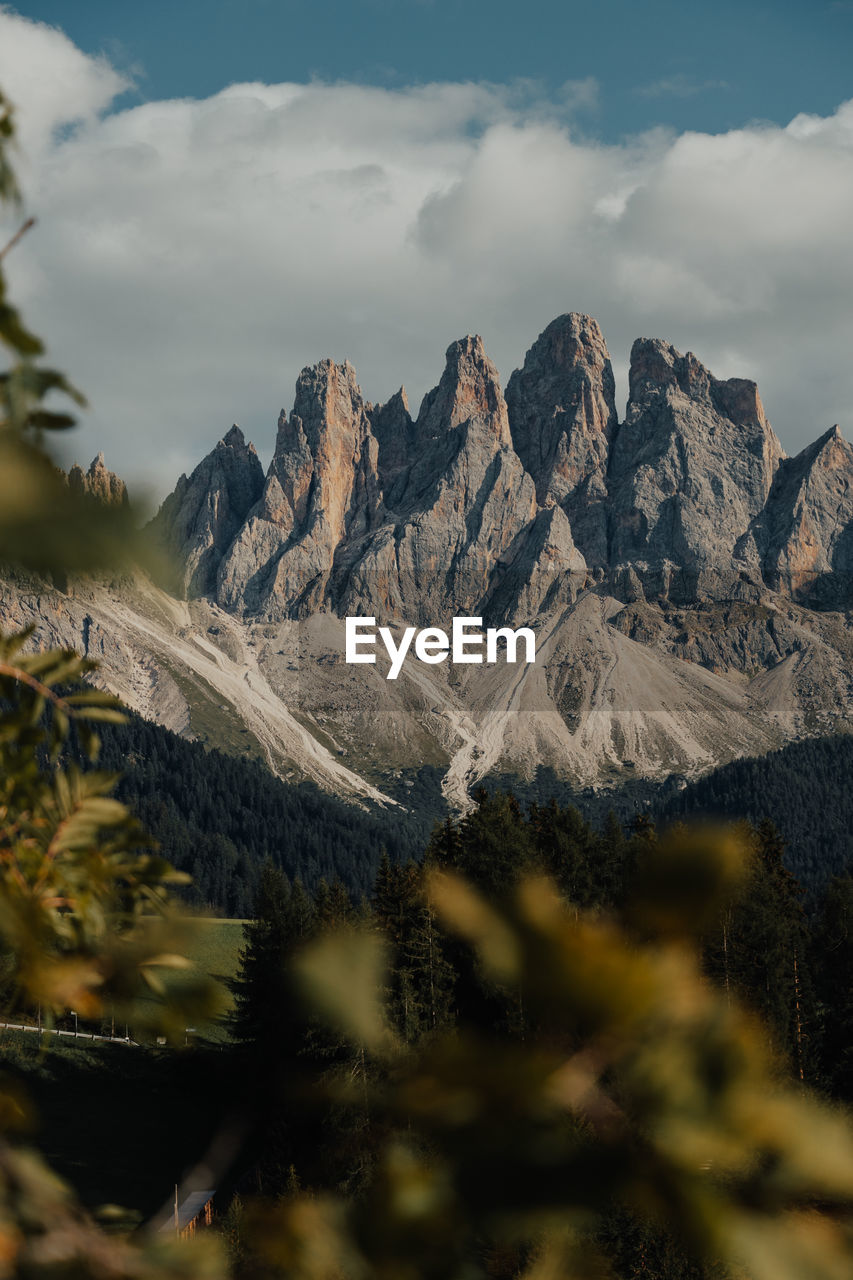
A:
[654,734,853,892]
[488,734,853,896]
[89,717,445,914]
[79,712,853,914]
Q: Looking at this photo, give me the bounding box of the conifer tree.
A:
[703,820,812,1074]
[230,863,315,1060]
[315,876,354,929]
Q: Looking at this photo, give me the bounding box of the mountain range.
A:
[3,312,853,810]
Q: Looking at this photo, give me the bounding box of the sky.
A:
[0,1,851,501]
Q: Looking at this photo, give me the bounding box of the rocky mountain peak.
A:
[505,312,617,568]
[610,340,784,592]
[218,358,383,618]
[371,387,414,495]
[289,358,366,445]
[283,357,379,538]
[628,338,712,402]
[221,424,247,448]
[813,422,848,458]
[149,423,264,598]
[759,424,853,603]
[152,316,853,625]
[416,334,511,445]
[17,313,853,808]
[629,339,770,431]
[67,452,129,507]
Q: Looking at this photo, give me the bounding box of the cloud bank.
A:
[1,8,852,499]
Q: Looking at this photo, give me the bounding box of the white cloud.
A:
[0,9,852,501]
[0,5,131,160]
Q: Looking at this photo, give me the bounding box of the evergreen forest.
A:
[86,716,446,914]
[91,712,853,917]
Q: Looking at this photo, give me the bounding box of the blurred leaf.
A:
[296,926,399,1058]
[626,825,750,939]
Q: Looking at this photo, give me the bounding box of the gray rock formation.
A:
[370,387,414,496]
[66,453,129,506]
[148,424,264,598]
[217,359,382,618]
[158,323,853,630]
[758,425,853,606]
[340,336,537,623]
[608,339,784,598]
[505,313,616,568]
[484,504,587,624]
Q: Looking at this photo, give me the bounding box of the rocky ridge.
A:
[150,314,853,624]
[6,313,853,807]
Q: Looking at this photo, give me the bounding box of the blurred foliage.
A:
[0,628,201,1027]
[0,89,150,576]
[236,827,853,1280]
[0,85,227,1276]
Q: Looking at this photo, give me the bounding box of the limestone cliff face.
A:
[608,339,784,596]
[12,315,853,803]
[370,387,413,496]
[209,337,541,623]
[758,426,853,604]
[151,319,853,632]
[484,504,587,624]
[505,314,616,569]
[217,361,381,617]
[417,336,512,445]
[148,425,264,598]
[339,336,537,623]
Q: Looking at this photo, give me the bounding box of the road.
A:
[0,1020,136,1046]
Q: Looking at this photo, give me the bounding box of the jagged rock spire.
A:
[148,424,264,598]
[759,424,853,603]
[67,453,129,507]
[608,339,784,595]
[218,359,382,617]
[149,318,853,622]
[505,313,616,568]
[416,335,511,445]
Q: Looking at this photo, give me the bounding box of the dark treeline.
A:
[486,733,853,897]
[224,793,853,1277]
[85,716,445,915]
[654,734,853,893]
[73,714,853,915]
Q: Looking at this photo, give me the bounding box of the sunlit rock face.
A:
[66,452,130,508]
[506,313,616,570]
[150,317,853,627]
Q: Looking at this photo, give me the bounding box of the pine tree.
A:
[529,798,598,907]
[230,862,315,1059]
[403,886,455,1038]
[703,821,812,1074]
[315,877,354,929]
